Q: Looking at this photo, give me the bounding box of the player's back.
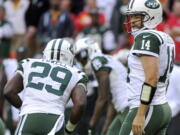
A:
[91,54,128,111]
[91,54,127,89]
[17,58,84,116]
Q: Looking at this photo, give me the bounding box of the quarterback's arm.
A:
[138,55,159,113]
[4,73,23,108]
[132,55,159,134]
[89,70,110,127]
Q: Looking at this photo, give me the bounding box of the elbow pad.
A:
[140,82,156,105]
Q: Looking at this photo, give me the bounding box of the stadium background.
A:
[0,0,179,135]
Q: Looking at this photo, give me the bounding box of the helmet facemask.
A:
[124,12,150,34]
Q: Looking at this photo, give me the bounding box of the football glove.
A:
[64,120,77,135]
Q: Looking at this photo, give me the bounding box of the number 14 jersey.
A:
[127,30,175,108]
[17,58,88,116]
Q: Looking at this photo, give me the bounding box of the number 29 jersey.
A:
[16,58,88,116]
[127,30,175,108]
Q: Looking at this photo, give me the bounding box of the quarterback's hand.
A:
[132,114,145,135]
[88,126,96,135]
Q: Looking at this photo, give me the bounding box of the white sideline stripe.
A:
[47,115,64,135]
[18,114,28,135]
[15,116,23,135]
[144,106,154,128]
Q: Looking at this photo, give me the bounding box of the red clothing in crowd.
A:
[157,13,180,62]
[73,11,105,32]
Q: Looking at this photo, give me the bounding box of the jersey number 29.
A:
[27,62,72,96]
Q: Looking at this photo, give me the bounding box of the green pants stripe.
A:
[15,113,64,135]
[119,103,172,135]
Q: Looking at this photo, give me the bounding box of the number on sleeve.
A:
[141,40,150,50]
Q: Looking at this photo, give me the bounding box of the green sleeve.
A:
[16,58,29,75]
[17,61,24,73]
[91,56,112,73]
[132,32,161,57]
[77,71,89,84]
[77,70,89,92]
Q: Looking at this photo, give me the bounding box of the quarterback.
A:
[119,0,175,135]
[4,38,88,135]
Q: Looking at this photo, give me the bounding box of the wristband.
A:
[140,82,156,105]
[65,120,77,132]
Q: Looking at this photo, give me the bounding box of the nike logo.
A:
[143,35,150,38]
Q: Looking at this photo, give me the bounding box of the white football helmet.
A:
[75,37,102,60]
[124,0,162,32]
[43,38,75,66]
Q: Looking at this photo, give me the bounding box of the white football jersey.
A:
[91,54,128,112]
[127,30,175,108]
[16,58,88,116]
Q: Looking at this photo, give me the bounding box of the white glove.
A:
[64,120,77,135]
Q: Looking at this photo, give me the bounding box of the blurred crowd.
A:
[0,0,180,135]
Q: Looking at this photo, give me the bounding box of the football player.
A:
[4,38,88,135]
[119,0,175,135]
[75,38,129,135]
